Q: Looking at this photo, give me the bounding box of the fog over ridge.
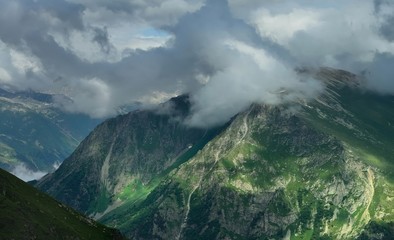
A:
[0,0,393,127]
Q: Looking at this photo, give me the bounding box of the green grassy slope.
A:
[0,168,124,240]
[302,86,394,178]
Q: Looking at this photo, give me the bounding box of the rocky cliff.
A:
[36,95,225,215]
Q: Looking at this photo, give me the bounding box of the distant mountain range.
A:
[35,68,394,239]
[0,88,102,180]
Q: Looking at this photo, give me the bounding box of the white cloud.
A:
[252,8,321,46]
[57,77,113,118]
[186,39,323,127]
[11,163,47,182]
[249,0,394,68]
[53,161,61,170]
[10,48,44,74]
[0,67,11,84]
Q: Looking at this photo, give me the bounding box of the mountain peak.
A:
[296,67,361,90]
[154,94,192,119]
[317,67,361,89]
[0,87,55,104]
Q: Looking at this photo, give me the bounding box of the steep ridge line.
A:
[236,108,251,146]
[176,166,206,240]
[177,115,246,239]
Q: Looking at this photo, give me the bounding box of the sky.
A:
[0,0,394,127]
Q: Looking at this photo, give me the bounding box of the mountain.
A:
[0,167,124,240]
[0,88,102,179]
[36,69,394,239]
[36,95,226,215]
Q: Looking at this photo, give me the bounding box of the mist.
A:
[0,0,393,127]
[11,164,47,182]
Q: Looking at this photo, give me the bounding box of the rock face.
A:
[105,104,390,240]
[37,69,394,239]
[0,167,124,240]
[0,88,101,174]
[36,95,224,214]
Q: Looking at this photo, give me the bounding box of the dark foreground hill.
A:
[0,168,124,240]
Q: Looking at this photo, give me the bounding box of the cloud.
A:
[361,53,394,93]
[185,39,323,127]
[247,0,394,85]
[0,67,11,84]
[0,0,200,117]
[67,0,204,27]
[92,26,112,53]
[11,163,47,182]
[0,0,393,127]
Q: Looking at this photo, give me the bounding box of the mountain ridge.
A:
[0,87,102,178]
[36,68,394,239]
[36,95,227,215]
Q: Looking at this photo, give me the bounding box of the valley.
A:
[0,88,102,180]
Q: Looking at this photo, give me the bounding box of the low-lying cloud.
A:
[0,0,393,127]
[11,163,47,182]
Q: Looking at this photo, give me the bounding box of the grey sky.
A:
[0,0,393,127]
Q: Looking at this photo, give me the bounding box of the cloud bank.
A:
[0,0,393,127]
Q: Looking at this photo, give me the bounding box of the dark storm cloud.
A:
[379,16,394,42]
